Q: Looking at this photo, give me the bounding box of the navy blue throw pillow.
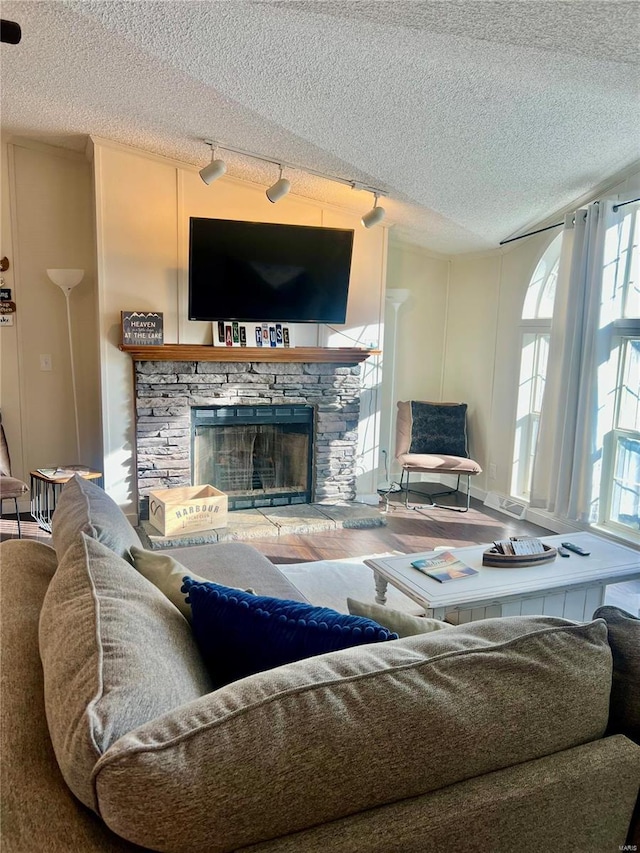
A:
[408,401,468,457]
[182,578,398,687]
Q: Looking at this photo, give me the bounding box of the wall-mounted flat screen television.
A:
[188,217,354,323]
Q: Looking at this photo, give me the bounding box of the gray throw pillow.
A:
[593,605,640,743]
[39,533,212,811]
[51,474,142,564]
[347,597,450,638]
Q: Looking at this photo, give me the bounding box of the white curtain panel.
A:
[530,201,615,522]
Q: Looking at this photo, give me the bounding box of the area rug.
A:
[277,553,426,615]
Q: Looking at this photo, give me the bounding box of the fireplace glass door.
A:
[192,405,313,509]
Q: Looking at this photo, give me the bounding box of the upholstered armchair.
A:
[0,412,29,537]
[395,401,482,512]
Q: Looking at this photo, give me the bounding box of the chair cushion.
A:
[39,533,213,811]
[396,453,482,473]
[0,413,13,477]
[93,616,612,852]
[52,474,142,564]
[407,401,468,456]
[593,605,640,743]
[347,598,450,637]
[183,578,398,687]
[0,475,29,498]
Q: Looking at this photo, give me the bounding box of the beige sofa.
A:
[1,475,639,853]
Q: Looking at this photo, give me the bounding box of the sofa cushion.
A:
[164,541,309,601]
[183,578,398,687]
[39,533,213,812]
[51,474,142,564]
[94,616,612,853]
[593,605,640,743]
[130,546,209,620]
[130,546,256,621]
[347,597,450,638]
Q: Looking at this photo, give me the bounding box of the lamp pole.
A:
[46,269,84,462]
[379,288,410,493]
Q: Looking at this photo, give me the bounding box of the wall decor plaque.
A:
[121,311,164,346]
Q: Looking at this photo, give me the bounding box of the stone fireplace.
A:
[131,356,363,519]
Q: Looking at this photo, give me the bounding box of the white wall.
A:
[383,242,449,480]
[0,138,101,500]
[91,138,387,516]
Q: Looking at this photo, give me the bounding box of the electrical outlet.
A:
[40,354,52,371]
[489,462,497,480]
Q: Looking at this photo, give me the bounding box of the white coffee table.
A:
[364,532,640,623]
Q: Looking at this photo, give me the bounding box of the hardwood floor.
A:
[246,490,554,564]
[0,489,552,557]
[0,514,53,544]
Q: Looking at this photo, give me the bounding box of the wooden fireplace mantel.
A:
[119,344,380,364]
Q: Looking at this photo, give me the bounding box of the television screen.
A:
[188,218,354,323]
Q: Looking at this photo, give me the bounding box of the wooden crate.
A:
[149,485,227,536]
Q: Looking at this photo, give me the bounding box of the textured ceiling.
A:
[1,0,639,254]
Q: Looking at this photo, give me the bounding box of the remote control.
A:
[557,546,570,557]
[561,542,590,556]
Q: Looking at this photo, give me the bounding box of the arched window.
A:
[511,234,562,499]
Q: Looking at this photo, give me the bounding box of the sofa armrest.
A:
[94,616,613,852]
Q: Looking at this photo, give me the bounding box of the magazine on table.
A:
[411,551,479,583]
[37,465,91,479]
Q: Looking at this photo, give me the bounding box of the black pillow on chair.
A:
[408,402,468,457]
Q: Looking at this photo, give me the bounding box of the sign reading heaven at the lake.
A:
[121,311,164,345]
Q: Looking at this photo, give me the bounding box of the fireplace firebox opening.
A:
[192,405,314,510]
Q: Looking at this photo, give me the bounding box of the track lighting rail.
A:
[199,139,387,226]
[202,139,386,199]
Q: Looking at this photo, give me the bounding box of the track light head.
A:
[266,167,291,203]
[199,144,227,185]
[361,193,386,228]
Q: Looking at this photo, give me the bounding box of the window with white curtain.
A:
[511,234,562,499]
[596,204,639,538]
[520,201,639,542]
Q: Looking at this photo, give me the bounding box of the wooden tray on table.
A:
[482,544,557,568]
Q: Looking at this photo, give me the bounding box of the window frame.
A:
[597,329,640,541]
[511,234,562,501]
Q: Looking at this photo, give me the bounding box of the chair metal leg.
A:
[14,498,22,537]
[400,471,472,512]
[0,497,22,537]
[400,468,410,507]
[425,474,472,513]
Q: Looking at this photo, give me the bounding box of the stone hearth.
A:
[136,500,386,550]
[133,359,363,519]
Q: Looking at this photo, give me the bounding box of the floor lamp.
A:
[379,288,410,493]
[46,268,84,462]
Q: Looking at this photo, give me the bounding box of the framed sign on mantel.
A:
[211,321,294,349]
[121,311,164,346]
